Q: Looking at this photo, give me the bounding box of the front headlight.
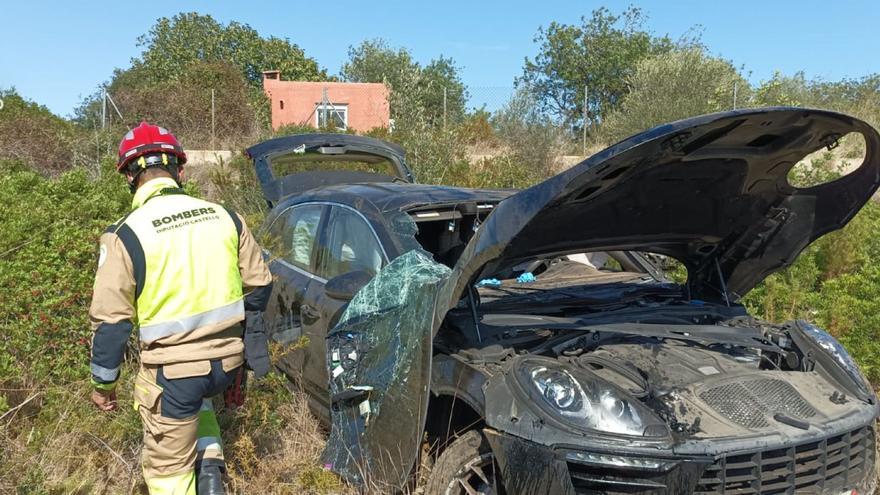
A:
[799,322,871,395]
[519,361,666,437]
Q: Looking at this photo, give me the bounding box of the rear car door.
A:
[300,204,387,411]
[261,203,326,384]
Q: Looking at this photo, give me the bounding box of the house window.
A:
[316,103,348,130]
[280,100,284,110]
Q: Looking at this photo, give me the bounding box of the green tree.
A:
[421,56,468,124]
[75,12,327,145]
[754,71,812,107]
[520,6,693,127]
[599,48,750,142]
[341,39,413,88]
[133,12,326,87]
[110,61,263,149]
[492,87,566,178]
[341,39,468,125]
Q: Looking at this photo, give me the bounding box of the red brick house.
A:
[262,70,391,132]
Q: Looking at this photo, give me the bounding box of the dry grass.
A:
[0,367,357,495]
[222,378,355,495]
[0,376,144,494]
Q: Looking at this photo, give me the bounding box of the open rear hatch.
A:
[246,133,414,206]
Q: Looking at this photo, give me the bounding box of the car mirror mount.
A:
[325,270,373,301]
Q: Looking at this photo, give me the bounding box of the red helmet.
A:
[117,121,187,172]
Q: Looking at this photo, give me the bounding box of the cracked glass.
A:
[322,246,451,489]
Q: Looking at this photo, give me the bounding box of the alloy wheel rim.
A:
[445,452,499,495]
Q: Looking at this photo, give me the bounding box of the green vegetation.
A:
[132,13,326,87]
[342,38,468,125]
[0,90,91,176]
[0,160,130,384]
[109,60,263,150]
[520,6,694,127]
[0,159,137,492]
[598,48,749,142]
[75,12,327,149]
[0,160,350,494]
[3,6,880,493]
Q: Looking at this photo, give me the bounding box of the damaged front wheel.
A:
[425,430,504,495]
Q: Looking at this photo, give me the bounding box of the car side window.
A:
[267,204,323,271]
[318,206,384,279]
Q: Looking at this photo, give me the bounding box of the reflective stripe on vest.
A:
[139,299,244,342]
[119,178,244,345]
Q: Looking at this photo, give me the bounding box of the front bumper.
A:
[484,424,877,495]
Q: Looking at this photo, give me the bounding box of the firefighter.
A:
[88,122,273,495]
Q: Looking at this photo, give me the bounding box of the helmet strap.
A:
[125,153,182,193]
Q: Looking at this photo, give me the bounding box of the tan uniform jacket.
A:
[89,204,271,376]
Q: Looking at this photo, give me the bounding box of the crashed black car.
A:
[250,108,880,494]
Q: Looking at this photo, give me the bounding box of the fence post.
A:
[105,92,124,123]
[211,88,216,151]
[733,81,738,110]
[443,86,448,131]
[583,85,588,156]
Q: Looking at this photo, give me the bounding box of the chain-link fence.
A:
[94,83,550,141]
[89,83,584,180]
[466,86,518,114]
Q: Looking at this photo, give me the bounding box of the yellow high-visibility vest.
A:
[118,178,243,344]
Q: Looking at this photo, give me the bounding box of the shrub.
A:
[0,159,131,385]
[0,160,137,492]
[0,90,91,175]
[598,48,750,143]
[207,154,269,227]
[492,87,571,176]
[744,200,880,383]
[110,60,265,150]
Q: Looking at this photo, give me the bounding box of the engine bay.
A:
[440,307,872,441]
[430,242,876,443]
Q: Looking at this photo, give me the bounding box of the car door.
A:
[261,203,326,384]
[322,249,450,490]
[299,204,388,413]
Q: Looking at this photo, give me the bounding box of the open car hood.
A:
[319,109,880,490]
[451,107,880,303]
[246,133,413,206]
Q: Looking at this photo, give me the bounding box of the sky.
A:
[2,0,878,117]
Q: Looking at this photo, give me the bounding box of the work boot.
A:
[197,465,225,495]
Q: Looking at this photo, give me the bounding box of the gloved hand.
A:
[224,367,246,410]
[476,278,502,288]
[91,388,117,412]
[243,311,271,378]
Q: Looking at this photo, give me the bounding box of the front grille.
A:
[567,462,668,495]
[699,378,817,429]
[694,425,875,494]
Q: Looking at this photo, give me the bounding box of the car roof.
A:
[272,181,516,214]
